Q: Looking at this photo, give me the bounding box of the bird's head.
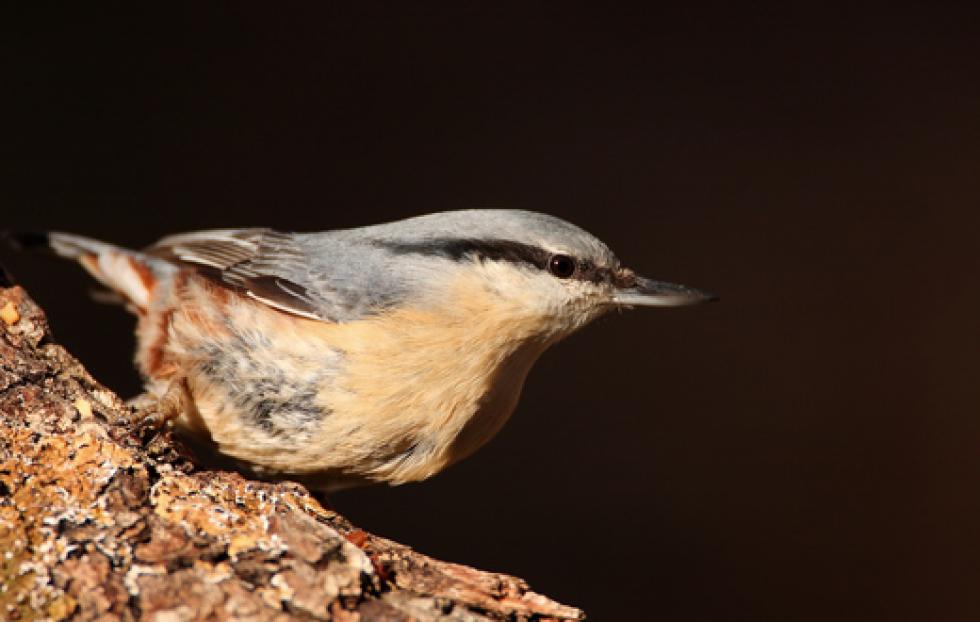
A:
[363,210,717,341]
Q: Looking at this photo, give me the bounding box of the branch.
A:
[0,282,584,621]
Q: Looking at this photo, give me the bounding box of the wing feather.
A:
[146,229,328,322]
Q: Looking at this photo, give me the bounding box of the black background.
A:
[4,4,980,620]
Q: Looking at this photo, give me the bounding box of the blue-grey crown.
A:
[346,210,619,269]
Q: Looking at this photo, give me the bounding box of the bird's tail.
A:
[9,231,164,313]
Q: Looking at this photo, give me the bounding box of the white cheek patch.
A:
[471,262,554,307]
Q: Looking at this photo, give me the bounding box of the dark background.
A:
[3,4,980,620]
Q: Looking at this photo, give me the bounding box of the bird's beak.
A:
[612,275,719,307]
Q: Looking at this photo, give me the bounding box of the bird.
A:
[18,210,716,491]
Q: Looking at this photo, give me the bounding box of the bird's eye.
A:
[548,254,576,278]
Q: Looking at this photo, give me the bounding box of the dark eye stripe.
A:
[375,237,622,285]
[376,238,550,270]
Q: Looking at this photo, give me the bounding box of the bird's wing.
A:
[146,229,329,322]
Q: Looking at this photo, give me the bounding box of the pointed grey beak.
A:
[613,276,719,307]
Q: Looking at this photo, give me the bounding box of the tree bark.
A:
[0,281,584,621]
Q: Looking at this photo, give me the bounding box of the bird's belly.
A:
[150,275,551,489]
[311,312,550,486]
[444,339,545,466]
[178,333,542,487]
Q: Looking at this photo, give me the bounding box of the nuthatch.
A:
[24,210,715,491]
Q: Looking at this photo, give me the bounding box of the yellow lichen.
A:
[73,398,93,419]
[151,473,285,560]
[0,301,19,326]
[46,594,78,621]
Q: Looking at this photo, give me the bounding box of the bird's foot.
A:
[127,384,185,437]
